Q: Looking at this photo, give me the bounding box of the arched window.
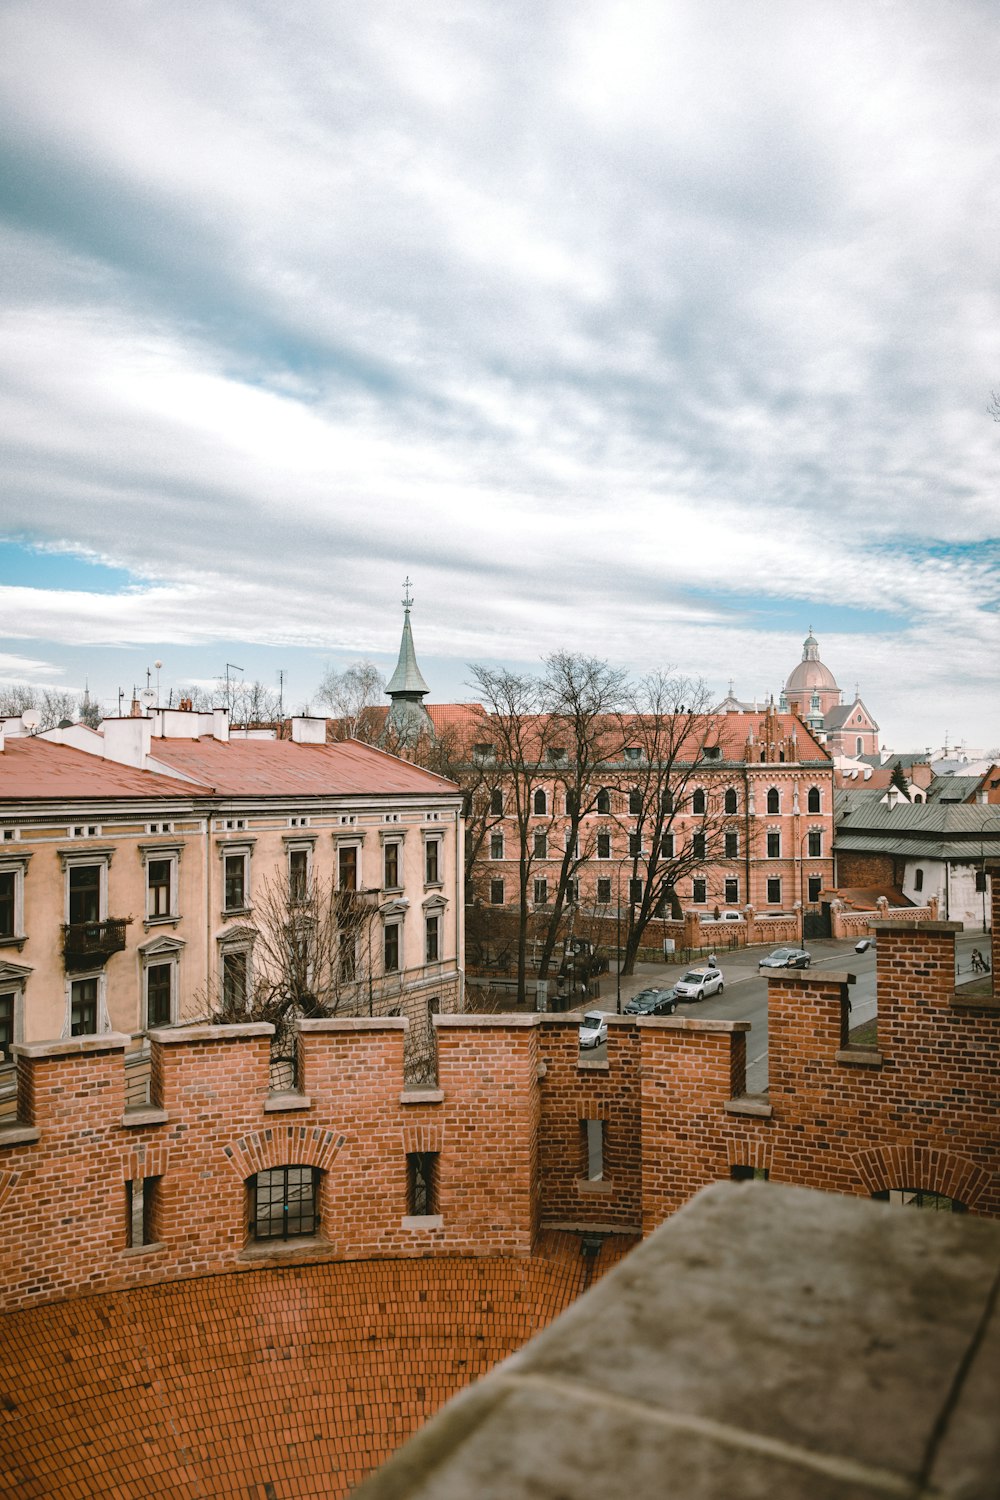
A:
[807,786,821,814]
[856,736,863,755]
[248,1166,320,1241]
[596,788,611,815]
[533,788,547,816]
[724,788,737,815]
[914,868,924,892]
[629,788,642,816]
[766,787,780,814]
[490,788,503,816]
[692,788,706,814]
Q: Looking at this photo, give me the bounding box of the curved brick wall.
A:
[1,1239,632,1499]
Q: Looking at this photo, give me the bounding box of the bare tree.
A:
[615,673,728,974]
[317,660,386,741]
[534,652,628,980]
[226,678,282,729]
[0,684,38,717]
[466,665,550,1005]
[38,689,80,730]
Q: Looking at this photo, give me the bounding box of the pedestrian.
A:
[708,953,718,970]
[971,948,985,974]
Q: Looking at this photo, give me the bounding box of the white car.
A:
[579,1011,608,1049]
[673,967,725,1002]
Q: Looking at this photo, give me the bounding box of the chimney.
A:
[101,716,152,767]
[290,716,326,744]
[212,707,230,742]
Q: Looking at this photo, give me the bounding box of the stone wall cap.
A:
[639,1016,752,1034]
[400,1088,445,1104]
[766,969,856,987]
[298,1016,408,1032]
[0,1122,41,1145]
[14,1032,132,1059]
[149,1023,273,1044]
[871,919,964,933]
[435,1013,541,1028]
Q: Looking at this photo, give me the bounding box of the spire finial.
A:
[728,679,734,696]
[402,575,413,612]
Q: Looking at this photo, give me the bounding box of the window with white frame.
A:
[490,833,504,860]
[220,843,253,914]
[807,786,821,813]
[597,831,611,859]
[766,877,781,904]
[425,912,441,963]
[807,830,822,857]
[69,974,102,1036]
[724,788,738,814]
[596,788,611,815]
[692,832,706,860]
[0,964,30,1062]
[145,962,174,1029]
[533,829,548,859]
[597,877,612,904]
[766,787,780,814]
[629,877,643,904]
[221,943,251,1011]
[725,830,738,858]
[384,921,401,973]
[692,878,706,904]
[337,842,360,891]
[142,844,181,924]
[0,853,29,947]
[533,877,549,905]
[533,788,547,815]
[489,788,503,815]
[490,878,504,905]
[424,838,442,886]
[566,878,579,905]
[661,832,674,858]
[565,829,579,859]
[724,877,739,904]
[767,831,781,859]
[67,862,104,924]
[692,788,706,814]
[285,839,314,904]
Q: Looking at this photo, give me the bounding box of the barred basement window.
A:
[249,1166,321,1240]
[126,1176,160,1247]
[731,1166,769,1182]
[407,1152,438,1216]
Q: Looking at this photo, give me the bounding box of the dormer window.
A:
[547,746,566,763]
[703,746,721,761]
[473,742,495,764]
[624,746,642,763]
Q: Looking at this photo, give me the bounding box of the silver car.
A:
[673,967,725,1002]
[579,1011,608,1049]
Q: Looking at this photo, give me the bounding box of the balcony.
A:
[334,888,381,923]
[62,918,131,971]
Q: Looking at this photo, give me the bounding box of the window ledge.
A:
[221,907,252,920]
[578,1057,609,1072]
[121,1105,169,1127]
[0,935,27,951]
[950,989,1000,1011]
[725,1096,773,1118]
[143,916,179,932]
[423,880,445,890]
[264,1091,312,1112]
[239,1235,327,1260]
[0,1122,40,1146]
[400,1089,444,1105]
[576,1178,614,1195]
[836,1048,883,1068]
[122,1241,166,1257]
[401,1215,443,1230]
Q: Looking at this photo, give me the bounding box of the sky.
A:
[0,0,998,753]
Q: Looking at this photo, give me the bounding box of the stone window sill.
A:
[400,1089,444,1105]
[725,1096,773,1118]
[240,1235,327,1260]
[0,934,27,951]
[401,1215,444,1230]
[576,1178,614,1195]
[122,1241,166,1258]
[836,1048,883,1068]
[0,1122,40,1146]
[264,1092,312,1113]
[143,916,180,932]
[121,1106,169,1127]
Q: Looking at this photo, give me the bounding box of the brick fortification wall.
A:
[3,905,998,1314]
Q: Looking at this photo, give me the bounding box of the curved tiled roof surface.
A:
[150,736,460,797]
[2,1240,634,1498]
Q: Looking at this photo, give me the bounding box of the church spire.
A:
[384,577,433,747]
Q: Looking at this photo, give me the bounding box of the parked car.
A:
[673,967,725,1002]
[758,947,812,970]
[579,1011,608,1049]
[855,937,876,953]
[623,987,678,1016]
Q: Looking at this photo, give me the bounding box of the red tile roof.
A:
[0,737,200,801]
[150,735,460,797]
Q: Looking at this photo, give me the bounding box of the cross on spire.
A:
[402,576,413,611]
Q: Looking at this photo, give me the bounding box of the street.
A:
[580,929,990,1093]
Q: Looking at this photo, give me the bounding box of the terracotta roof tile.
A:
[150,736,460,797]
[0,737,201,801]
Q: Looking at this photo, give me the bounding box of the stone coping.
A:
[724,1096,773,1118]
[634,1016,751,1033]
[0,1122,41,1145]
[121,1105,170,1127]
[764,969,855,988]
[435,1013,542,1028]
[14,1032,133,1059]
[148,1022,273,1044]
[400,1089,445,1105]
[871,918,963,933]
[835,1048,883,1068]
[298,1016,408,1031]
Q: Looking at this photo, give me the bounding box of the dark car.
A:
[623,986,678,1016]
[758,947,812,970]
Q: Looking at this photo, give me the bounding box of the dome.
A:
[785,632,838,694]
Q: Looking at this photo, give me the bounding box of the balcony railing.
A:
[62,918,131,971]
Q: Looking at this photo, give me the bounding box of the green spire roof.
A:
[386,579,430,699]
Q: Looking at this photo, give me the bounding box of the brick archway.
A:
[853,1146,992,1210]
[725,1138,773,1176]
[222,1124,347,1181]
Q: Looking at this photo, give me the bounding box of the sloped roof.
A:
[150,736,459,797]
[835,792,1000,859]
[825,698,878,730]
[0,737,201,801]
[386,610,430,697]
[927,776,981,804]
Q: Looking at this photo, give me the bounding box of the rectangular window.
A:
[566,878,579,905]
[597,877,612,904]
[68,865,101,925]
[808,875,822,903]
[629,877,643,904]
[222,950,248,1010]
[384,922,400,973]
[490,833,504,860]
[533,877,549,905]
[337,844,358,891]
[383,842,401,890]
[724,877,739,905]
[730,1165,769,1182]
[0,871,15,937]
[767,832,781,859]
[223,853,247,912]
[338,934,356,982]
[582,1119,604,1181]
[565,831,579,858]
[629,832,641,856]
[425,914,440,963]
[692,833,706,859]
[490,878,504,905]
[725,831,738,859]
[533,830,548,859]
[70,976,98,1036]
[146,963,173,1028]
[807,830,822,857]
[975,870,988,893]
[126,1176,160,1248]
[250,1166,319,1240]
[660,832,674,858]
[766,877,782,905]
[288,847,309,902]
[147,858,173,919]
[597,832,611,860]
[0,991,15,1063]
[407,1152,438,1216]
[692,878,706,904]
[425,840,441,884]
